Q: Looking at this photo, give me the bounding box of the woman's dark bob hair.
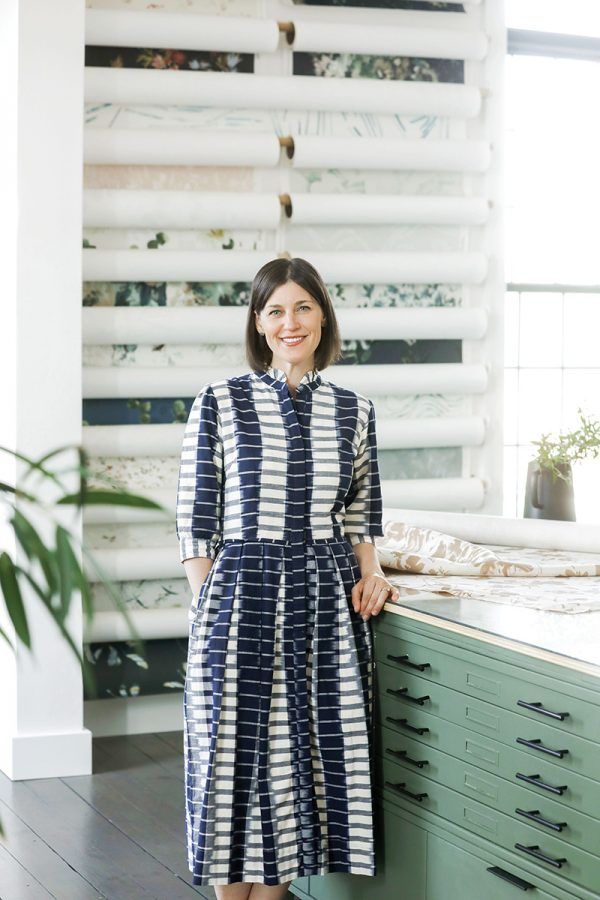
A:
[246,257,342,374]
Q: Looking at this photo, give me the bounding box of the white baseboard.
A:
[84,692,184,738]
[0,729,93,781]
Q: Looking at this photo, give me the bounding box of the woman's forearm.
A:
[182,556,214,597]
[352,541,384,578]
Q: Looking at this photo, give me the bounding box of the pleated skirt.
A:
[183,537,376,886]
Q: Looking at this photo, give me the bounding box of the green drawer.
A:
[376,722,600,858]
[376,627,600,746]
[376,661,600,782]
[307,799,426,900]
[376,754,600,896]
[427,832,563,900]
[377,690,600,823]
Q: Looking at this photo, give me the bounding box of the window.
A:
[503,14,600,523]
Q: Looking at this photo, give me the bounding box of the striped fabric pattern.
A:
[177,365,384,886]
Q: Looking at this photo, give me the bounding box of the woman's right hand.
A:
[182,556,214,598]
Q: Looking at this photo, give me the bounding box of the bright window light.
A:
[505,0,600,38]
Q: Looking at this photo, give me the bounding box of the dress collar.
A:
[256,365,322,392]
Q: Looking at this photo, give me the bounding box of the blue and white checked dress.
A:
[176,364,384,887]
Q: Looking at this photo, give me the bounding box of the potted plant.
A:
[0,442,168,833]
[524,408,600,521]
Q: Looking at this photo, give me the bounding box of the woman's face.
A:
[255,281,326,370]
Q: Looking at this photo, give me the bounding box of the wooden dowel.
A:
[278,21,295,44]
[279,193,292,218]
[278,135,295,159]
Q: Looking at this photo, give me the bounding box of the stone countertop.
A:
[380,578,600,678]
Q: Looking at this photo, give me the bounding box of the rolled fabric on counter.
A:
[84,128,282,167]
[85,68,482,117]
[382,509,600,553]
[290,135,491,172]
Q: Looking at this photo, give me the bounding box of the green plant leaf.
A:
[0,553,30,648]
[56,489,166,511]
[54,528,94,622]
[11,509,59,596]
[0,443,67,490]
[0,625,15,650]
[55,525,75,625]
[0,482,38,502]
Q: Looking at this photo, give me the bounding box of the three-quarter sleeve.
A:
[344,399,384,549]
[176,384,224,562]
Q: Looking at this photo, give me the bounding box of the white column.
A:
[0,0,91,779]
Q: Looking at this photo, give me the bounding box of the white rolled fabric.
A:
[380,416,485,450]
[82,306,487,345]
[82,249,273,282]
[82,476,487,530]
[84,128,281,167]
[84,547,181,582]
[85,68,482,117]
[83,423,180,458]
[291,135,491,172]
[384,478,485,511]
[292,20,487,61]
[83,189,282,229]
[85,9,280,54]
[81,414,484,462]
[83,488,174,525]
[289,194,489,226]
[82,363,487,399]
[384,509,600,553]
[324,363,487,397]
[82,249,487,284]
[84,608,189,643]
[296,251,488,285]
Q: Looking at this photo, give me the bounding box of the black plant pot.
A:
[523,460,576,521]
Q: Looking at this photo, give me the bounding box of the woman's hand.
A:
[351,571,400,621]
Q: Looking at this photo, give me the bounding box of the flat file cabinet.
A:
[291,610,600,900]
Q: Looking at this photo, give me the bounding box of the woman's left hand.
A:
[351,571,400,621]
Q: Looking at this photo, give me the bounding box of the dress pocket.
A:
[188,568,213,625]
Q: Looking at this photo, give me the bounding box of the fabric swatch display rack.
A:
[81,0,504,723]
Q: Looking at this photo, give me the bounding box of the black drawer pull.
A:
[386,748,429,769]
[487,866,535,892]
[515,843,567,869]
[387,652,431,672]
[515,808,567,832]
[516,737,569,759]
[384,780,428,802]
[385,716,430,736]
[386,686,430,705]
[516,773,568,795]
[517,700,569,721]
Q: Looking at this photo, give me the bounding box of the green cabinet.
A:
[291,613,600,900]
[426,833,558,899]
[308,803,426,900]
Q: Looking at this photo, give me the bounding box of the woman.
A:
[176,257,400,899]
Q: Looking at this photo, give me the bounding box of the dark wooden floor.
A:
[0,731,296,900]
